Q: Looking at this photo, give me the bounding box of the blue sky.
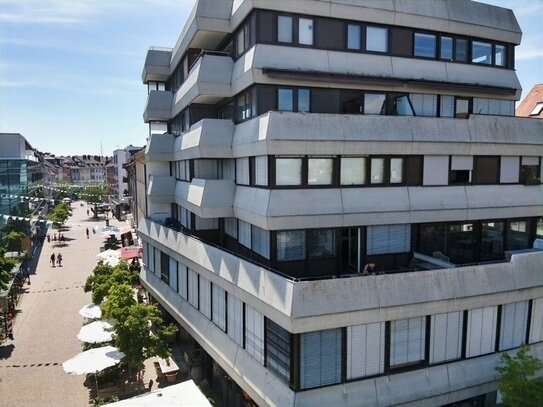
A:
[0,0,541,156]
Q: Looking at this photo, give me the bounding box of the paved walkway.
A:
[0,202,126,407]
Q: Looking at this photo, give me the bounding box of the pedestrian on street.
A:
[50,253,56,267]
[53,233,57,241]
[47,234,50,243]
[87,209,89,216]
[57,253,63,267]
[86,227,89,239]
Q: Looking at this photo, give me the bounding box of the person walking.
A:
[86,227,90,239]
[47,234,50,243]
[50,253,56,267]
[57,253,63,267]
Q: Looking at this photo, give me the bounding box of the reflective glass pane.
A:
[299,18,314,45]
[307,229,335,258]
[347,24,361,50]
[276,158,301,185]
[390,158,403,183]
[308,158,333,185]
[506,221,529,250]
[455,98,470,118]
[370,158,384,184]
[278,16,293,43]
[278,88,294,111]
[440,37,453,60]
[414,33,436,58]
[366,26,388,52]
[495,44,506,66]
[481,222,504,261]
[455,38,468,62]
[298,89,310,112]
[364,93,386,115]
[277,230,306,261]
[341,157,366,185]
[472,41,492,64]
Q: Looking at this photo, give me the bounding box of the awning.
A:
[121,246,143,259]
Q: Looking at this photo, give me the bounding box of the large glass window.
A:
[278,88,294,111]
[506,221,530,250]
[418,224,447,257]
[472,41,492,64]
[341,157,366,185]
[455,98,470,118]
[481,221,504,261]
[299,18,314,45]
[277,230,306,261]
[390,317,426,368]
[455,38,468,62]
[364,93,386,115]
[370,158,385,184]
[266,320,291,383]
[414,33,436,58]
[278,16,293,43]
[448,223,476,264]
[298,89,311,112]
[300,329,342,389]
[440,36,453,60]
[245,305,264,364]
[347,24,361,50]
[251,225,270,259]
[366,26,388,53]
[390,158,403,183]
[307,229,335,258]
[495,44,507,67]
[308,158,333,185]
[275,157,302,186]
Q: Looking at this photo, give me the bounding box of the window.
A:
[298,89,310,112]
[499,301,529,351]
[367,224,411,255]
[224,217,238,239]
[455,38,468,62]
[236,157,250,185]
[300,329,342,389]
[277,230,306,261]
[455,97,470,118]
[341,157,366,185]
[366,26,388,52]
[266,320,291,383]
[307,229,335,258]
[473,156,499,184]
[275,157,302,186]
[178,264,188,299]
[341,90,362,114]
[227,295,244,346]
[364,93,386,115]
[495,44,507,66]
[199,276,211,319]
[430,312,463,364]
[481,221,504,261]
[255,156,268,186]
[410,94,437,117]
[308,157,333,185]
[347,24,361,50]
[251,225,270,259]
[299,18,314,45]
[245,305,264,364]
[390,158,403,183]
[212,285,227,331]
[448,223,476,264]
[450,155,473,184]
[238,220,252,248]
[187,268,199,308]
[440,95,454,118]
[414,33,436,58]
[529,298,543,344]
[370,158,385,184]
[506,220,530,250]
[390,317,426,368]
[169,257,178,292]
[346,322,385,379]
[466,306,498,357]
[440,36,453,60]
[236,21,251,57]
[520,156,540,184]
[278,88,294,111]
[278,16,293,43]
[530,102,543,116]
[500,156,520,183]
[472,41,492,64]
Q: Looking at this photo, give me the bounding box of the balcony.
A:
[147,175,175,203]
[145,133,175,162]
[143,90,173,123]
[172,53,233,117]
[173,119,234,160]
[142,47,172,83]
[174,178,235,218]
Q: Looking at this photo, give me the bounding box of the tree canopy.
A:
[2,231,26,252]
[496,343,543,407]
[48,202,72,227]
[0,248,17,290]
[101,284,136,323]
[84,262,139,304]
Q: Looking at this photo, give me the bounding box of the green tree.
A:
[48,202,72,227]
[0,248,17,290]
[2,231,26,252]
[84,262,139,304]
[101,284,136,323]
[496,343,543,407]
[113,303,177,379]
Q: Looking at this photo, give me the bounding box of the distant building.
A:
[124,148,146,228]
[111,146,143,220]
[63,154,109,185]
[516,84,543,118]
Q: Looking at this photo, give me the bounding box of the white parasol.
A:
[77,320,114,344]
[63,345,125,376]
[79,303,102,319]
[96,249,121,261]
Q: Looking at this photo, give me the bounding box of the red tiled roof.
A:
[516,84,543,118]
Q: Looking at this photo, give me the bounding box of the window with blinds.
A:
[148,244,155,272]
[529,298,543,344]
[154,248,161,277]
[390,317,426,367]
[429,312,463,364]
[178,263,188,299]
[221,159,236,181]
[199,276,211,319]
[227,294,244,346]
[251,225,270,259]
[212,284,227,331]
[255,156,268,186]
[423,156,449,185]
[500,301,529,350]
[224,218,237,239]
[245,305,264,364]
[236,157,250,185]
[346,322,385,379]
[143,242,149,267]
[168,257,178,292]
[367,224,411,255]
[238,220,252,248]
[410,94,437,117]
[187,268,199,308]
[266,319,291,383]
[300,329,342,389]
[466,306,498,357]
[500,157,520,183]
[440,95,454,117]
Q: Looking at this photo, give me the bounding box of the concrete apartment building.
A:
[138,1,543,406]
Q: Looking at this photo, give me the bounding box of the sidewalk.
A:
[0,202,125,407]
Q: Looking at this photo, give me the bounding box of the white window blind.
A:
[255,156,268,186]
[466,306,498,357]
[169,258,178,292]
[227,294,244,346]
[154,248,161,276]
[199,276,211,319]
[500,157,520,183]
[251,225,270,259]
[500,301,529,350]
[390,317,426,367]
[224,218,238,239]
[367,224,410,255]
[440,95,454,117]
[410,94,437,117]
[346,322,385,379]
[236,157,250,185]
[430,312,463,364]
[245,305,264,364]
[187,268,199,308]
[221,159,236,181]
[522,156,539,166]
[212,285,226,331]
[143,242,148,266]
[148,244,155,272]
[238,220,251,248]
[451,156,473,170]
[423,156,449,185]
[300,329,342,389]
[178,263,188,300]
[529,298,543,344]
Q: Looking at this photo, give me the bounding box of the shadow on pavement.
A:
[0,344,15,359]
